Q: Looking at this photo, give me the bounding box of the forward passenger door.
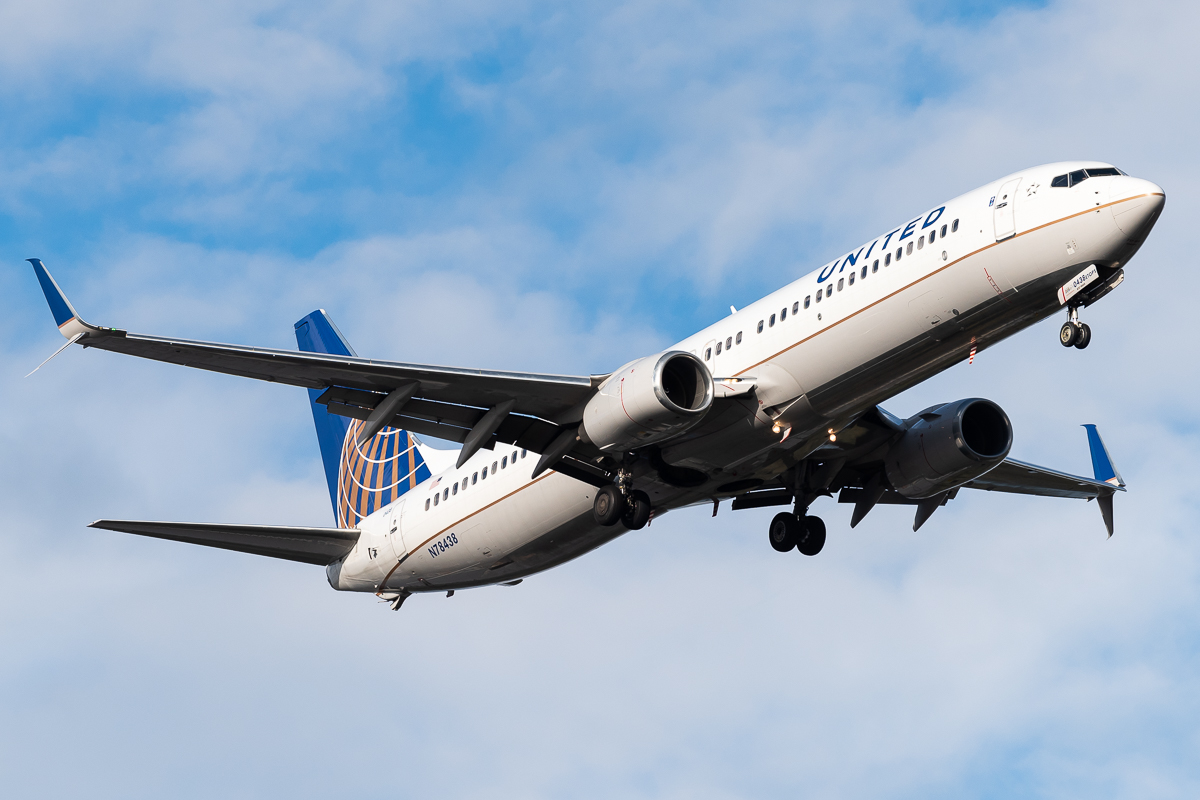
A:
[993,178,1021,241]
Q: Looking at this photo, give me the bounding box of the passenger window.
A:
[452,483,458,495]
[705,347,712,360]
[473,472,478,484]
[757,321,764,333]
[885,253,891,266]
[461,479,467,492]
[929,230,936,243]
[837,278,844,291]
[444,488,449,500]
[434,493,439,506]
[848,273,855,285]
[736,331,742,344]
[906,242,913,255]
[917,236,924,250]
[780,307,787,321]
[952,219,959,232]
[480,468,486,480]
[502,456,507,469]
[815,290,822,303]
[940,224,947,238]
[1051,174,1069,188]
[521,449,527,458]
[491,462,497,475]
[804,296,811,309]
[826,285,832,298]
[861,265,867,279]
[425,499,430,510]
[716,341,722,355]
[726,336,732,349]
[896,248,902,261]
[769,314,776,327]
[792,302,798,314]
[513,450,518,462]
[873,259,879,272]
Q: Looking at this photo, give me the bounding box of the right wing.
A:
[90,520,361,565]
[27,259,607,469]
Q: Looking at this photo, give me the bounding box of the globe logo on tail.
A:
[337,421,427,528]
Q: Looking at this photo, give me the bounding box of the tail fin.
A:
[294,311,431,527]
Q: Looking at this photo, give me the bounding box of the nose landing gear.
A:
[1060,306,1092,349]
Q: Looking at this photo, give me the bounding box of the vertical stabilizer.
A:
[294,311,431,527]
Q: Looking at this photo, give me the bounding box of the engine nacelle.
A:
[884,398,1013,498]
[581,351,714,453]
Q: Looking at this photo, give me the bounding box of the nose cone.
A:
[1110,177,1165,239]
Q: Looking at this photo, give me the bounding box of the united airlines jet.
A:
[26,161,1163,610]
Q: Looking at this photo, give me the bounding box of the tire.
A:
[769,513,799,552]
[621,490,652,530]
[1059,321,1078,347]
[593,485,626,527]
[1074,322,1092,349]
[797,516,826,556]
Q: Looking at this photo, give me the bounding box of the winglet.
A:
[26,258,108,340]
[1082,424,1125,488]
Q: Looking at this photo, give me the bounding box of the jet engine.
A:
[884,398,1013,498]
[581,351,714,453]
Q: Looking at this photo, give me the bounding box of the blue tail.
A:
[294,311,431,527]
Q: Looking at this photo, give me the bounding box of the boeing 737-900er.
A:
[25,161,1163,610]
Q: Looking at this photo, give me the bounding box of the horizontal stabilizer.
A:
[90,520,360,565]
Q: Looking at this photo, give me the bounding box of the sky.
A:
[0,0,1197,797]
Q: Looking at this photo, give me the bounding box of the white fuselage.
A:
[327,161,1164,596]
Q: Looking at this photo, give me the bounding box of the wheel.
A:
[797,516,826,556]
[593,485,626,527]
[1074,322,1091,349]
[768,513,799,552]
[621,490,652,530]
[1059,321,1079,347]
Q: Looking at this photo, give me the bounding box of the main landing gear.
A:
[768,512,826,556]
[1059,306,1091,350]
[594,484,652,530]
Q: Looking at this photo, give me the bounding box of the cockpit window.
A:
[1053,167,1124,188]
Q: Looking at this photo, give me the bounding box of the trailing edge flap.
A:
[90,520,361,566]
[963,458,1124,500]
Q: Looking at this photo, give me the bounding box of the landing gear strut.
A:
[767,512,826,556]
[1059,306,1091,350]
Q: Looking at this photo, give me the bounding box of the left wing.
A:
[27,259,607,473]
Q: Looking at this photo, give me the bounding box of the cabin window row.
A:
[780,219,962,315]
[426,449,528,510]
[705,331,744,360]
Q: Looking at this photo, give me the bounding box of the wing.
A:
[963,457,1121,499]
[27,259,606,470]
[90,520,361,565]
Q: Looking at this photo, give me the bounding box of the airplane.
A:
[25,160,1163,610]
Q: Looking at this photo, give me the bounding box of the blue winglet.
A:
[27,258,80,329]
[1083,424,1125,488]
